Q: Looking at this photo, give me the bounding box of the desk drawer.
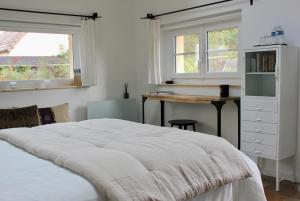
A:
[242,132,277,146]
[242,111,278,123]
[243,99,278,112]
[242,121,278,135]
[242,142,277,158]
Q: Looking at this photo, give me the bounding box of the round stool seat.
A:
[168,119,197,131]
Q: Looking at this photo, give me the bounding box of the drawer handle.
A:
[255,107,263,111]
[255,139,262,144]
[255,118,262,122]
[255,150,262,155]
[252,129,266,134]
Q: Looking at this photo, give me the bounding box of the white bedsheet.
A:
[0,123,266,201]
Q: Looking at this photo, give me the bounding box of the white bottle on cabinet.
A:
[241,45,299,191]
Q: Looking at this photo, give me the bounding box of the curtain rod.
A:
[0,7,101,20]
[141,0,254,19]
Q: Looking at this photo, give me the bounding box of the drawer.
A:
[242,121,278,135]
[242,142,277,158]
[242,132,277,146]
[242,111,278,123]
[243,99,278,112]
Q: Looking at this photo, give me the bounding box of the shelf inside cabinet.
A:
[245,71,276,97]
[245,50,277,73]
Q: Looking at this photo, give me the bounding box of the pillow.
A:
[38,107,56,125]
[38,103,70,125]
[51,103,70,123]
[0,105,40,129]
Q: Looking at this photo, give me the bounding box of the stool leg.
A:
[193,124,196,131]
[184,125,187,130]
[171,124,174,127]
[179,125,182,129]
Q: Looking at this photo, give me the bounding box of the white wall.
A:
[132,0,300,182]
[0,0,136,121]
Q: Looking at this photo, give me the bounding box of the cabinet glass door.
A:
[245,50,277,97]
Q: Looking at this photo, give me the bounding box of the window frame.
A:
[166,20,241,79]
[204,22,240,78]
[173,33,201,74]
[166,26,203,79]
[0,21,81,90]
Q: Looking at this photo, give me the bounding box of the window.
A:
[207,28,238,73]
[174,34,199,74]
[165,21,240,79]
[0,31,73,81]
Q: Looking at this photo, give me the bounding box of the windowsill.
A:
[157,83,241,88]
[170,73,241,79]
[0,85,90,93]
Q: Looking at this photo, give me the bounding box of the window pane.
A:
[0,31,73,81]
[175,54,199,74]
[208,50,238,73]
[176,34,199,54]
[207,28,238,72]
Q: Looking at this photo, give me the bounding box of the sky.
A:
[8,32,70,56]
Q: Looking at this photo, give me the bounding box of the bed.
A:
[0,119,267,201]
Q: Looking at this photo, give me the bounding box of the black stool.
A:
[168,119,197,131]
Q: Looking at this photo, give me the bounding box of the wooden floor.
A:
[263,176,300,201]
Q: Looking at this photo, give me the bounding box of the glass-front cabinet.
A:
[245,50,277,97]
[241,45,299,192]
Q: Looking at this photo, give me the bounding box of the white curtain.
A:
[148,19,162,85]
[79,19,100,86]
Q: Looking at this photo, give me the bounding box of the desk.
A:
[142,94,241,149]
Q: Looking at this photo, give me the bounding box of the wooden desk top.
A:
[143,94,240,104]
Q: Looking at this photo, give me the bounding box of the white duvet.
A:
[0,119,266,201]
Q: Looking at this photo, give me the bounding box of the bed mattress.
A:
[0,120,266,201]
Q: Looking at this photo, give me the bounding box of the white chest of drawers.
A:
[241,45,298,191]
[242,99,279,159]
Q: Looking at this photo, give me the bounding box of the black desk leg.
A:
[234,99,241,150]
[142,96,147,124]
[160,100,165,127]
[212,101,226,138]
